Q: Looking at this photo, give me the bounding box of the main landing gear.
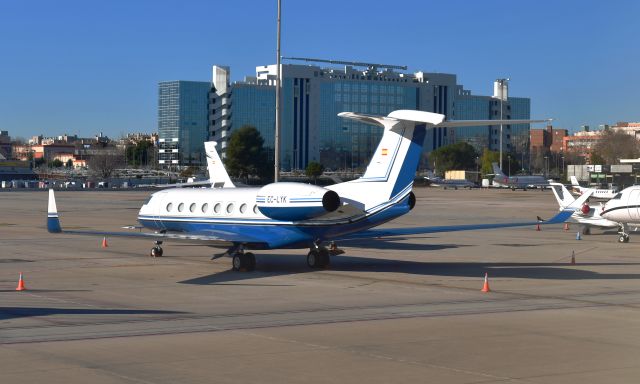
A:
[618,224,630,243]
[232,251,256,272]
[150,241,163,257]
[306,241,344,268]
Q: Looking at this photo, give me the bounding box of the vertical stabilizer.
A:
[492,162,506,178]
[549,183,576,208]
[47,189,62,233]
[204,141,235,188]
[570,176,580,187]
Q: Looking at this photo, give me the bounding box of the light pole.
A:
[561,155,565,181]
[476,156,479,183]
[544,156,549,178]
[496,78,510,170]
[274,0,281,182]
[508,155,511,177]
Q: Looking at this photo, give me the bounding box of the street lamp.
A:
[544,156,549,178]
[496,78,510,170]
[561,155,565,181]
[508,155,511,177]
[476,156,480,183]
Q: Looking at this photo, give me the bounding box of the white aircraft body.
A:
[491,163,550,190]
[601,186,640,242]
[424,171,476,189]
[570,176,618,200]
[48,110,569,271]
[549,182,618,234]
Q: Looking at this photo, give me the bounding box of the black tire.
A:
[150,246,163,257]
[245,252,256,271]
[318,249,330,267]
[624,236,630,243]
[232,254,243,271]
[582,227,591,235]
[619,235,627,243]
[307,250,320,268]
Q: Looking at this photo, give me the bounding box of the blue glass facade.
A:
[158,81,210,167]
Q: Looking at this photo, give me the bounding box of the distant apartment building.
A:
[530,125,568,154]
[208,61,531,170]
[611,122,640,138]
[562,126,604,162]
[158,81,210,168]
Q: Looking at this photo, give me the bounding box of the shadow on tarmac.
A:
[179,253,640,285]
[0,307,184,320]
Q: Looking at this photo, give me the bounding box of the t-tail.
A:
[331,110,548,211]
[549,182,576,208]
[492,162,507,178]
[204,141,235,188]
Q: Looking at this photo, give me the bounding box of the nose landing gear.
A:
[150,241,163,257]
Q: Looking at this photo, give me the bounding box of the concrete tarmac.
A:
[1,188,639,383]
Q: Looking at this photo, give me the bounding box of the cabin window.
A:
[201,203,209,213]
[178,203,184,212]
[239,203,247,214]
[253,205,259,214]
[189,203,196,212]
[166,203,173,212]
[214,203,221,213]
[226,203,234,213]
[612,193,622,200]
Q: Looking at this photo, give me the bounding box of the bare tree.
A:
[593,130,640,164]
[88,150,124,179]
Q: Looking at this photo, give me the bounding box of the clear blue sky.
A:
[1,0,638,139]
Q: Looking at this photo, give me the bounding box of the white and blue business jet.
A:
[48,110,570,271]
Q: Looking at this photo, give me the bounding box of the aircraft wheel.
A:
[232,254,243,271]
[150,246,163,257]
[618,235,629,243]
[624,235,630,243]
[307,250,321,268]
[244,252,256,271]
[319,248,330,267]
[582,227,591,235]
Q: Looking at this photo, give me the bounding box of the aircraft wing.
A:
[336,209,574,240]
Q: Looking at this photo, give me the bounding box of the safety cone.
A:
[570,250,576,265]
[576,232,581,240]
[536,223,541,231]
[15,272,26,291]
[563,223,569,231]
[101,237,108,248]
[481,272,491,293]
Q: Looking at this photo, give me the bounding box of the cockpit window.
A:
[612,193,622,200]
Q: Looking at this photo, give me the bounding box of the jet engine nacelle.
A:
[256,182,340,221]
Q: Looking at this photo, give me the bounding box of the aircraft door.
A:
[153,192,168,230]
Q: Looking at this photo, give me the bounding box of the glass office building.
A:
[208,63,531,171]
[158,81,210,168]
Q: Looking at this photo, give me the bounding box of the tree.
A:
[66,159,74,168]
[480,148,500,176]
[126,141,154,167]
[305,161,324,184]
[429,142,479,176]
[88,150,124,179]
[225,126,271,182]
[592,130,640,164]
[50,159,64,168]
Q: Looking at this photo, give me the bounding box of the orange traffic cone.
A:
[101,237,108,248]
[15,272,26,291]
[481,272,491,293]
[570,250,576,265]
[536,223,541,231]
[563,223,569,231]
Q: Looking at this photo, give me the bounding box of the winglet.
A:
[47,189,62,233]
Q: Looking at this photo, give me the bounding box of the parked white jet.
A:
[549,182,618,234]
[48,110,569,271]
[601,186,640,242]
[570,176,618,200]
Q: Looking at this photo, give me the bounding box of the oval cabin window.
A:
[226,203,234,214]
[240,203,247,214]
[178,203,184,212]
[189,203,196,212]
[201,203,209,213]
[166,203,173,212]
[214,203,221,213]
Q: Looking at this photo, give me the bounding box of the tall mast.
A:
[274,0,281,182]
